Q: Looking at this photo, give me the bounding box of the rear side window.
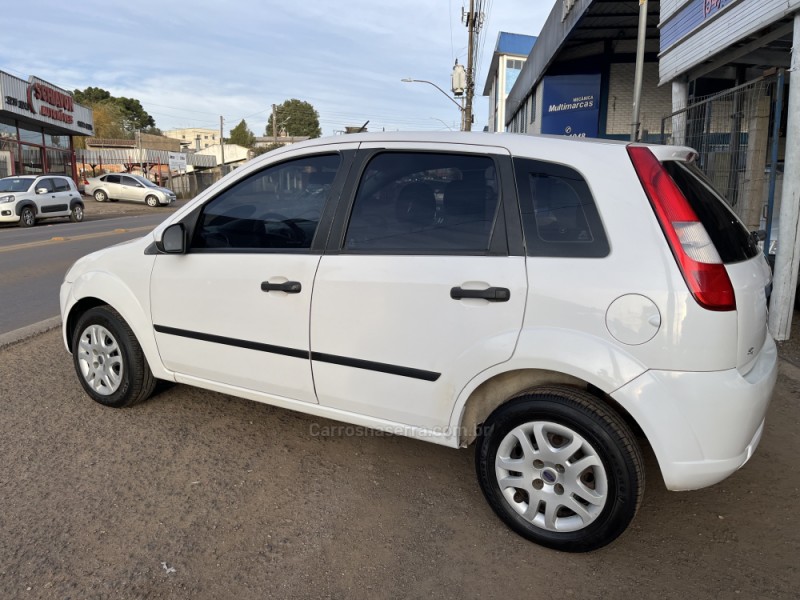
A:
[53,178,71,192]
[514,158,609,258]
[662,161,759,263]
[105,175,121,184]
[345,152,500,254]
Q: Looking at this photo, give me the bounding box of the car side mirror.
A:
[35,187,48,195]
[751,229,766,242]
[157,223,187,254]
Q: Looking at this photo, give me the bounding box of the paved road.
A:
[0,213,172,334]
[0,329,798,599]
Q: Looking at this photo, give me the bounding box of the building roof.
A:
[504,0,660,124]
[482,32,537,96]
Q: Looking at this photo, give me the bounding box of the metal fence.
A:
[660,75,783,231]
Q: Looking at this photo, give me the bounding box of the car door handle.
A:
[261,280,302,293]
[450,286,510,302]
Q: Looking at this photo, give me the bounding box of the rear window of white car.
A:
[513,158,609,258]
[662,161,759,263]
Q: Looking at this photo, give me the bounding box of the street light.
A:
[401,78,465,128]
[430,117,453,131]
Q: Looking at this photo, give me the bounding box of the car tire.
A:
[70,204,84,222]
[71,306,157,408]
[19,206,36,227]
[475,386,644,553]
[145,195,160,207]
[93,190,107,202]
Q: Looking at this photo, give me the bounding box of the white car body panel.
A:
[311,255,527,429]
[612,333,777,490]
[150,253,320,403]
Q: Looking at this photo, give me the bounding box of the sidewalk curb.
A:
[0,316,61,349]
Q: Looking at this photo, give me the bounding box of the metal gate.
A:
[660,74,784,232]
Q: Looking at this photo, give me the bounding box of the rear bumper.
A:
[612,334,778,491]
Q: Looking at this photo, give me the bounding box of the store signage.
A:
[27,81,75,123]
[661,0,738,52]
[541,74,601,138]
[1,72,94,134]
[168,152,187,170]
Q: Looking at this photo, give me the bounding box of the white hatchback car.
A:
[60,132,777,552]
[0,174,84,226]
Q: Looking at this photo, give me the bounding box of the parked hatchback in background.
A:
[60,132,777,552]
[0,174,84,227]
[84,173,176,206]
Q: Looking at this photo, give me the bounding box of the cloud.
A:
[4,0,550,135]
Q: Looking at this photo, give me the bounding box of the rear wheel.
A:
[145,195,159,207]
[19,206,35,227]
[475,386,644,552]
[93,190,107,202]
[72,306,156,408]
[70,204,84,222]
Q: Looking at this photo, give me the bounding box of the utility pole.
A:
[219,115,225,171]
[272,104,278,145]
[631,0,648,141]
[462,0,482,132]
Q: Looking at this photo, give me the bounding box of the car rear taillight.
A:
[627,145,735,311]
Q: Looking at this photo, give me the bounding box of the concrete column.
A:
[671,78,689,145]
[740,95,771,230]
[769,12,800,340]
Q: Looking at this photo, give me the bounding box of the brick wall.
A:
[606,63,672,138]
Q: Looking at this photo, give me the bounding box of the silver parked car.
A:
[84,173,176,206]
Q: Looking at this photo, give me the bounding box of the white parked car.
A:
[60,132,777,552]
[84,173,176,206]
[0,174,84,227]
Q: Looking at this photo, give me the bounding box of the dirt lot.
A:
[79,195,189,221]
[0,329,798,599]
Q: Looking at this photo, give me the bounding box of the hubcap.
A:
[23,210,33,225]
[74,206,83,220]
[495,421,608,533]
[77,324,123,395]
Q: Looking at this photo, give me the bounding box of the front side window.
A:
[36,178,55,193]
[345,152,499,253]
[191,153,341,251]
[121,176,142,187]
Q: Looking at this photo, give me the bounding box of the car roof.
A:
[265,131,695,159]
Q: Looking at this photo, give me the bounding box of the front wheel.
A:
[19,206,36,227]
[475,386,644,552]
[145,195,159,207]
[71,306,156,408]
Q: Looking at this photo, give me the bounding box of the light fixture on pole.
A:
[401,78,465,129]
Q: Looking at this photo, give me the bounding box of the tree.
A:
[251,143,283,157]
[266,99,322,139]
[73,86,113,105]
[72,86,156,137]
[229,119,256,148]
[116,97,156,131]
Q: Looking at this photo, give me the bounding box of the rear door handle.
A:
[261,280,302,293]
[450,286,510,302]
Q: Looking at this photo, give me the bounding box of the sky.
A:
[2,1,551,138]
